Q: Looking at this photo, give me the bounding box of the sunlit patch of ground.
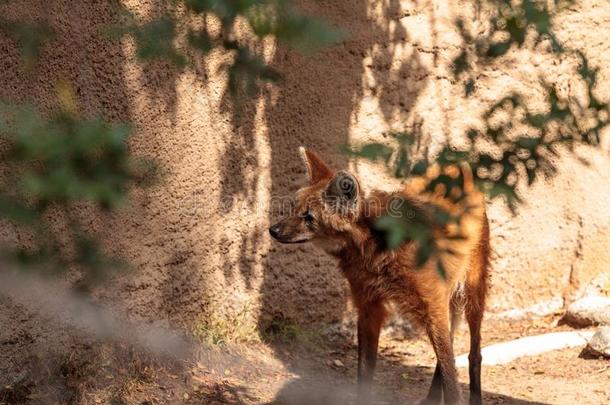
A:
[1,309,608,405]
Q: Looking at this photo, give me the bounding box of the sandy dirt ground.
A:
[1,301,608,405]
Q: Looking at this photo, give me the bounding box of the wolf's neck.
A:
[332,220,386,263]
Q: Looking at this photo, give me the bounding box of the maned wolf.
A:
[269,148,490,405]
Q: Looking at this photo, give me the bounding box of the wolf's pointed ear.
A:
[299,147,333,184]
[324,171,359,202]
[324,171,359,215]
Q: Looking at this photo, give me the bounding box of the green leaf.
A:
[133,17,186,66]
[374,215,408,249]
[415,242,432,267]
[227,47,280,97]
[0,18,54,68]
[394,132,416,146]
[504,16,526,46]
[436,260,447,279]
[343,143,393,163]
[262,9,344,54]
[486,41,511,57]
[393,148,410,178]
[411,160,429,176]
[517,136,540,150]
[0,195,39,225]
[452,50,469,76]
[187,29,212,54]
[523,0,551,35]
[526,114,547,128]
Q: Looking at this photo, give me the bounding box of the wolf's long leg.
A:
[424,297,462,404]
[465,303,483,405]
[424,298,462,404]
[424,362,444,404]
[466,220,490,405]
[465,278,486,405]
[423,302,461,405]
[357,299,386,405]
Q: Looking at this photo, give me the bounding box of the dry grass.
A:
[261,318,323,346]
[0,343,166,405]
[192,303,260,345]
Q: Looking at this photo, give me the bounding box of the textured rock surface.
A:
[0,0,609,331]
[563,296,610,327]
[584,327,610,358]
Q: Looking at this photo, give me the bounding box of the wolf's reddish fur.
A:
[269,148,490,405]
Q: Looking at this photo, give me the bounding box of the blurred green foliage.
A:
[0,86,154,285]
[349,0,609,276]
[107,0,342,96]
[0,0,338,281]
[0,17,53,70]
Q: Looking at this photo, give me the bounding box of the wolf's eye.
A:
[303,211,315,224]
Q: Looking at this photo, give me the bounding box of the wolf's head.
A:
[269,147,363,245]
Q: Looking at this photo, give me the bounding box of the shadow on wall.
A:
[0,0,131,119]
[0,0,198,322]
[221,0,429,328]
[254,0,428,344]
[0,0,430,332]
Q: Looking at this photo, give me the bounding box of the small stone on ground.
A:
[584,327,610,358]
[563,296,610,327]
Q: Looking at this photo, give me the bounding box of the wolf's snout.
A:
[269,223,281,240]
